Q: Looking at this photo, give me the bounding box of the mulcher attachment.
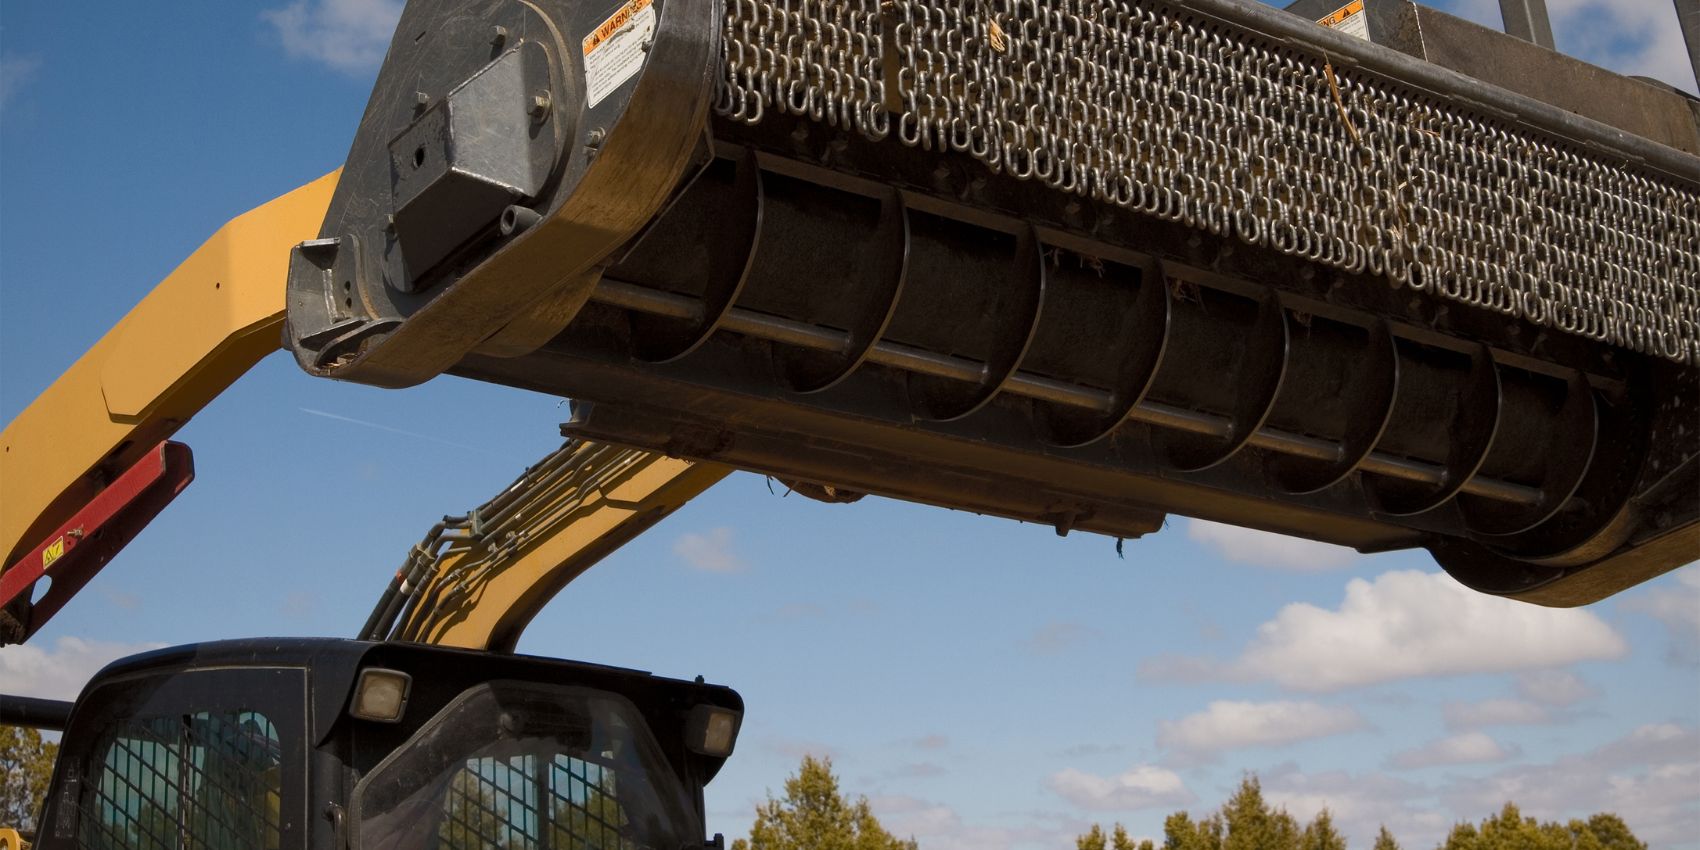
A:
[288,0,1700,605]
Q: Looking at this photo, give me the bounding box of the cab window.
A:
[438,754,636,850]
[77,710,283,850]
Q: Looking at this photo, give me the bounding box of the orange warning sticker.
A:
[583,0,657,107]
[585,0,655,56]
[1316,0,1370,41]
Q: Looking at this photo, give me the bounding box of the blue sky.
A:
[1,1,1696,847]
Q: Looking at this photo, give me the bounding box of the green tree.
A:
[1089,774,1645,850]
[1162,811,1220,850]
[1078,822,1151,850]
[547,774,628,850]
[1220,775,1300,850]
[729,755,916,850]
[438,771,520,850]
[1579,813,1645,850]
[1131,776,1309,850]
[1,725,58,833]
[1080,823,1109,850]
[1301,808,1346,850]
[1372,825,1402,850]
[1438,803,1646,850]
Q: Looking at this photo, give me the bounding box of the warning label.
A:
[584,0,656,108]
[1316,0,1370,41]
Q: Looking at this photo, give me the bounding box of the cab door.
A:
[36,666,309,850]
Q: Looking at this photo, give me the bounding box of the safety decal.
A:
[42,536,65,570]
[584,0,657,108]
[1316,0,1370,41]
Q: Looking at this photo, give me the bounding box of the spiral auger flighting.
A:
[287,0,1700,605]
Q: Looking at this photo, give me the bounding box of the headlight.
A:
[686,704,741,757]
[350,668,412,723]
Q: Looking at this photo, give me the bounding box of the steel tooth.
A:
[1157,290,1291,472]
[631,148,764,363]
[1368,343,1503,516]
[1460,370,1599,537]
[1035,255,1171,448]
[779,188,911,394]
[1273,319,1400,494]
[909,224,1047,422]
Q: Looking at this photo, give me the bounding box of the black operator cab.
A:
[27,639,742,850]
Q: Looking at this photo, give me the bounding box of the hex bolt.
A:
[529,91,553,122]
[414,91,431,113]
[586,127,607,148]
[491,25,510,47]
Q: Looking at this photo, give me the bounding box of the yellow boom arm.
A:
[1,173,339,574]
[0,169,730,650]
[380,442,730,651]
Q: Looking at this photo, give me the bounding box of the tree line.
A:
[1075,774,1645,850]
[3,732,1652,850]
[729,757,1647,850]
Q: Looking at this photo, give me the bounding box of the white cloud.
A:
[1025,622,1099,654]
[0,637,168,700]
[1388,732,1518,769]
[1144,570,1629,692]
[262,0,403,75]
[1157,700,1365,760]
[97,587,142,611]
[1260,767,1451,850]
[868,795,1081,850]
[1514,670,1597,706]
[1443,697,1554,729]
[1055,743,1126,758]
[881,762,947,779]
[1443,724,1700,846]
[912,734,949,751]
[1549,0,1697,94]
[673,527,747,573]
[1047,764,1195,811]
[1185,520,1360,573]
[1437,0,1696,94]
[1623,569,1700,663]
[1592,722,1700,767]
[764,737,839,761]
[0,55,42,112]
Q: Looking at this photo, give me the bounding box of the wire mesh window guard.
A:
[77,711,283,850]
[437,754,633,850]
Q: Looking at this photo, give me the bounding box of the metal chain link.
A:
[715,0,1700,365]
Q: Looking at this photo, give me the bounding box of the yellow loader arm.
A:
[0,173,337,641]
[0,169,718,646]
[365,440,729,651]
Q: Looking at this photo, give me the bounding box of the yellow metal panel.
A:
[1,172,338,569]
